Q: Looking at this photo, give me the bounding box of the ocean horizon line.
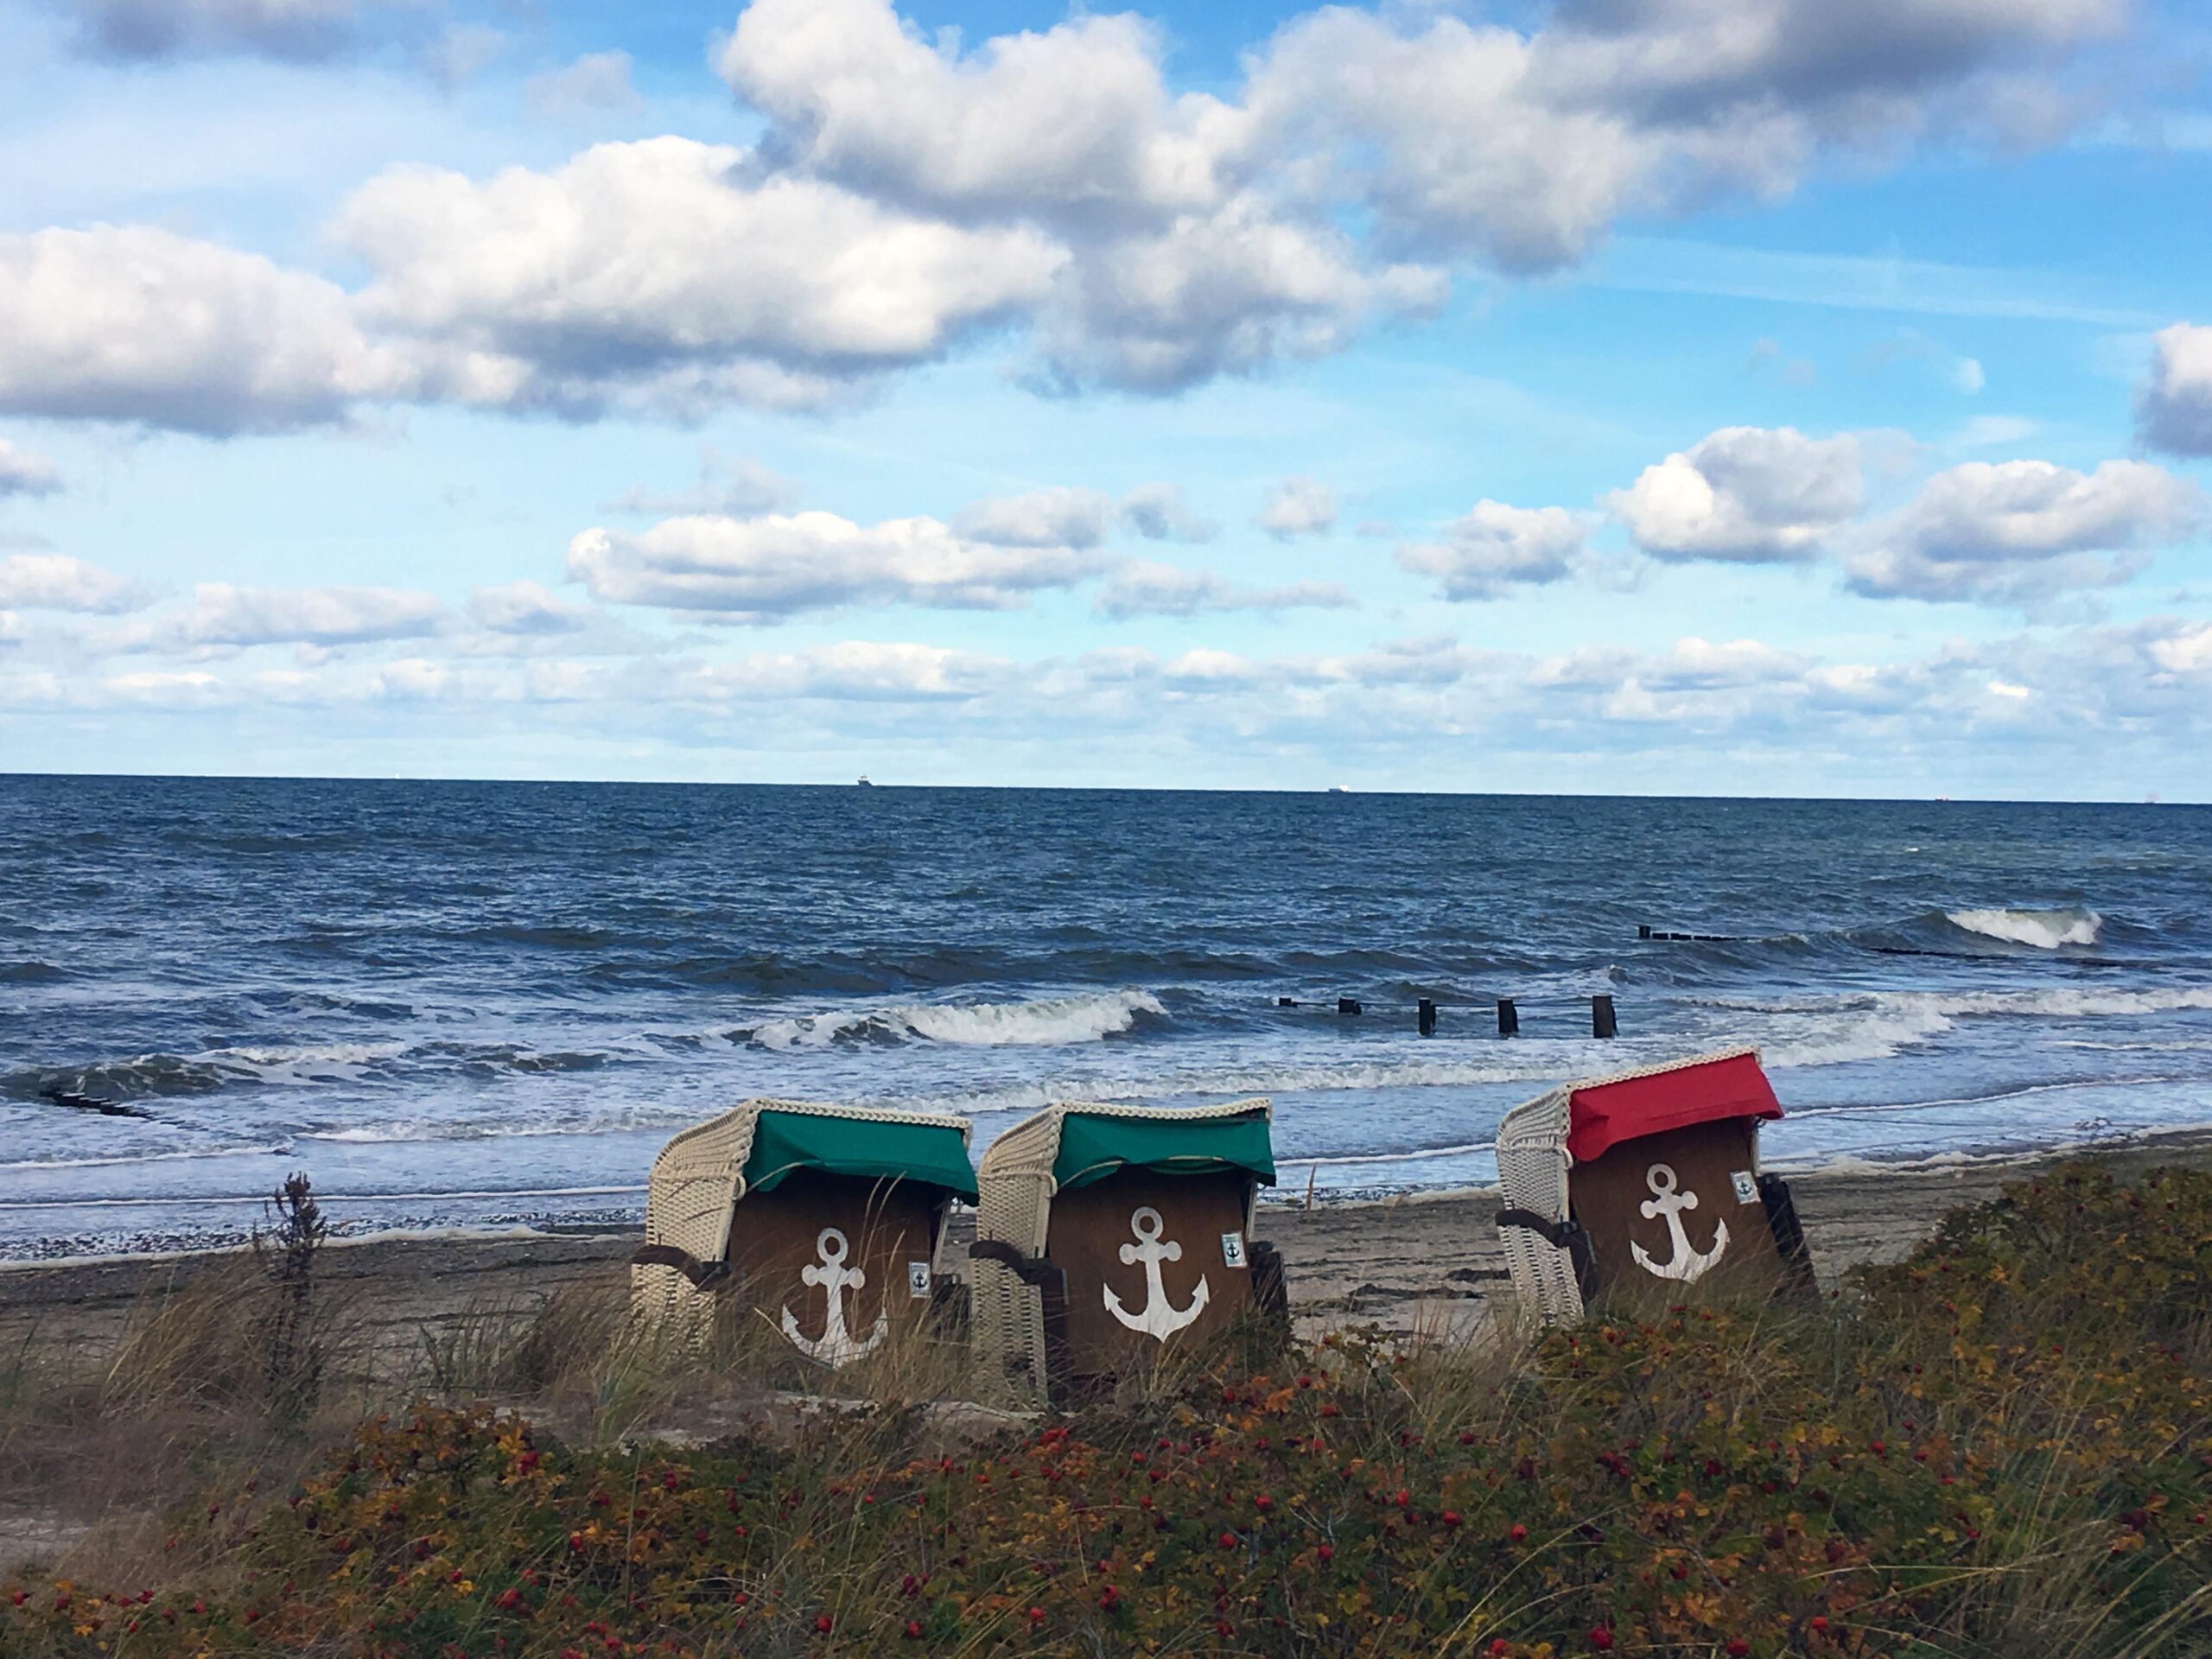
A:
[3,772,2205,809]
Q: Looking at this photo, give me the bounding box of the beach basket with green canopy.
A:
[1494,1047,1813,1324]
[631,1099,976,1363]
[970,1097,1286,1404]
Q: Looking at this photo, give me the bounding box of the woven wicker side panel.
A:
[969,1110,1063,1402]
[1497,1090,1583,1325]
[975,1112,1063,1255]
[967,1255,1046,1406]
[631,1108,760,1339]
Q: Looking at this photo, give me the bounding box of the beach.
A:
[10,1128,2207,1367]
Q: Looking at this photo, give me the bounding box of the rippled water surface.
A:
[6,776,2210,1256]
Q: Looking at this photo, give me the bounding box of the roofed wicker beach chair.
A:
[971,1098,1287,1406]
[1494,1047,1814,1324]
[631,1099,977,1365]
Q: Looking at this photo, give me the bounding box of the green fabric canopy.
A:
[1052,1109,1275,1192]
[742,1109,978,1199]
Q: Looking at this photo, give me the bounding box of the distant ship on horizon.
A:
[856,775,873,787]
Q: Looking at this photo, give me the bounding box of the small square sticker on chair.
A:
[1220,1231,1248,1268]
[1730,1170,1758,1204]
[906,1261,931,1298]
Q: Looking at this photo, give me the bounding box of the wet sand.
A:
[5,1132,2209,1363]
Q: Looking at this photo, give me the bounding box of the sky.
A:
[1,0,2209,797]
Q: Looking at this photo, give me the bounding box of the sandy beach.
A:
[10,1129,2209,1366]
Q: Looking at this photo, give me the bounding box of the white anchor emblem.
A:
[1630,1164,1730,1283]
[779,1228,887,1367]
[1103,1206,1210,1342]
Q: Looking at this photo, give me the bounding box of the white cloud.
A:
[63,0,368,62]
[1535,635,1807,693]
[1952,356,1986,394]
[1093,560,1354,620]
[1255,475,1337,540]
[1236,0,2118,273]
[336,139,1066,418]
[2137,322,2212,457]
[467,581,593,637]
[0,611,21,646]
[689,640,1006,702]
[721,0,2119,293]
[566,511,1106,620]
[0,226,415,436]
[0,440,62,498]
[607,448,798,518]
[166,583,448,647]
[526,50,644,119]
[0,551,141,613]
[952,486,1116,550]
[1395,500,1588,600]
[1954,414,2040,449]
[1,0,2139,442]
[2146,620,2212,675]
[1031,200,1444,393]
[1609,426,1863,562]
[1119,483,1215,543]
[717,0,1234,225]
[1841,459,2203,604]
[420,23,505,94]
[720,0,1445,393]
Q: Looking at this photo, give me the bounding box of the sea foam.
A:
[747,988,1168,1051]
[1945,906,2102,949]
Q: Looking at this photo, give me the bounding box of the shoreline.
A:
[8,1116,2207,1273]
[7,1125,2209,1359]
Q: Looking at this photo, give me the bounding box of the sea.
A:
[4,775,2210,1261]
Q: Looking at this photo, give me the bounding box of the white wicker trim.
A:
[1493,1047,1767,1325]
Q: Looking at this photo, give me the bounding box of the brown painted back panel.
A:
[1569,1118,1785,1305]
[724,1170,941,1363]
[1047,1170,1254,1378]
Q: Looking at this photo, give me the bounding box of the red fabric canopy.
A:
[1566,1051,1783,1162]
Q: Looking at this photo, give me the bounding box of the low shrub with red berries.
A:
[3,1162,2206,1656]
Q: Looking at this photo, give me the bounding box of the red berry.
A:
[1216,1620,1234,1637]
[1589,1628,1614,1652]
[1441,1510,1462,1528]
[905,1621,923,1639]
[1727,1642,1751,1657]
[1316,1543,1334,1563]
[1027,1607,1045,1624]
[1219,1530,1238,1550]
[1809,1617,1829,1632]
[1255,1494,1274,1512]
[816,1613,834,1633]
[1510,1524,1529,1543]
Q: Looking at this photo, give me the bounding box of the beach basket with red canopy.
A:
[1494,1047,1813,1322]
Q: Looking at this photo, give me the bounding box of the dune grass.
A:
[3,1159,2208,1656]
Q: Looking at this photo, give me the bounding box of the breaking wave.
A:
[1742,985,2212,1068]
[745,988,1170,1051]
[1944,906,2102,949]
